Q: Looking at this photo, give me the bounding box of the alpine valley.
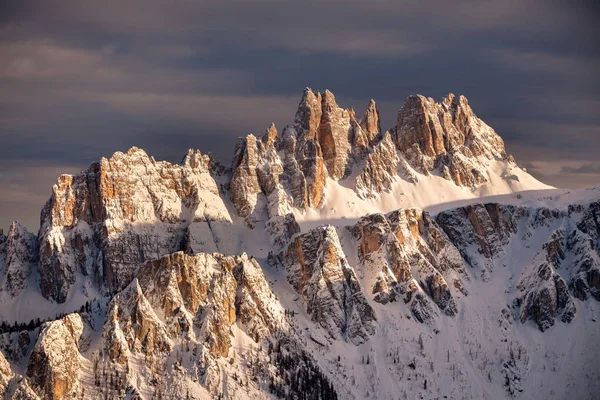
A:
[0,89,598,400]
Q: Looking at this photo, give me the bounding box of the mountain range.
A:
[0,88,598,399]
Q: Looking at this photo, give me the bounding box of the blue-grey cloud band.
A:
[0,0,598,232]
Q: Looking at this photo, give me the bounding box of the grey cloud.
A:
[0,0,598,233]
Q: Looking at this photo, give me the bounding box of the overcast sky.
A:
[1,0,599,233]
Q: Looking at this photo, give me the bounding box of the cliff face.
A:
[103,251,285,365]
[274,225,376,344]
[26,314,84,400]
[395,94,507,188]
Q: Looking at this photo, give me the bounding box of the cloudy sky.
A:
[1,0,599,232]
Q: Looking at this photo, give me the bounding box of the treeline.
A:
[0,299,97,335]
[268,338,338,400]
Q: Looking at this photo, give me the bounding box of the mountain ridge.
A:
[0,89,598,400]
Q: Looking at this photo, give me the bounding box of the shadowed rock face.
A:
[435,202,600,331]
[517,229,576,331]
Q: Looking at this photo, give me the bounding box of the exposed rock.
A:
[359,99,381,146]
[266,213,301,249]
[291,88,327,209]
[29,88,543,305]
[5,376,41,400]
[103,251,284,364]
[38,147,233,302]
[517,238,576,332]
[233,256,285,340]
[395,94,507,188]
[230,134,263,221]
[569,202,600,300]
[230,123,288,227]
[276,225,376,344]
[355,132,417,198]
[232,89,388,211]
[318,90,353,180]
[26,314,84,400]
[0,350,12,398]
[353,210,460,317]
[0,230,7,281]
[437,204,521,271]
[3,221,38,296]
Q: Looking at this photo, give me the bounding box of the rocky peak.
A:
[0,351,12,399]
[294,88,323,140]
[26,314,84,400]
[182,148,212,170]
[395,93,508,188]
[359,98,381,145]
[262,122,279,148]
[38,145,234,303]
[231,88,388,216]
[230,134,263,219]
[3,221,38,297]
[318,89,353,179]
[103,251,285,365]
[353,210,460,317]
[229,88,536,221]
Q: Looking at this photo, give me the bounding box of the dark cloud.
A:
[1,0,599,232]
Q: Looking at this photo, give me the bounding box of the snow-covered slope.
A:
[0,89,597,400]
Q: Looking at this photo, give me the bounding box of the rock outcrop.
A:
[230,88,384,216]
[517,230,576,331]
[0,350,12,398]
[26,314,84,400]
[436,204,521,273]
[570,202,600,301]
[275,225,376,344]
[2,222,38,296]
[355,132,417,198]
[353,210,462,318]
[395,94,509,187]
[103,251,285,365]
